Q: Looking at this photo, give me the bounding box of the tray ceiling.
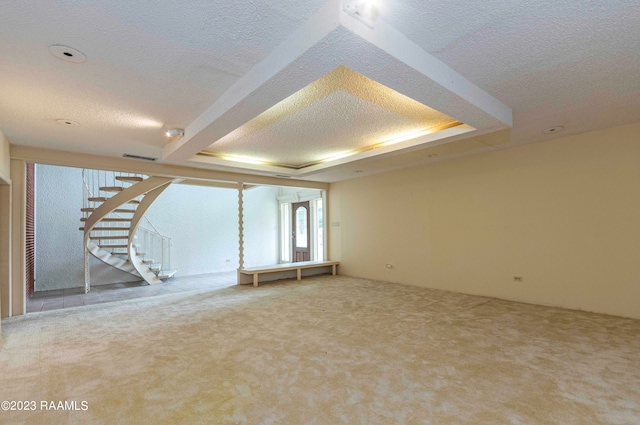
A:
[198,66,464,169]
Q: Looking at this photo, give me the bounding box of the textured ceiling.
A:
[1,0,639,182]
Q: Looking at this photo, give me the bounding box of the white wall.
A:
[244,186,280,267]
[35,165,139,290]
[141,183,280,275]
[144,184,238,275]
[330,122,640,319]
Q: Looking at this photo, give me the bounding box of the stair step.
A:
[88,197,107,202]
[81,227,131,231]
[157,270,177,280]
[136,252,146,256]
[81,217,131,222]
[141,260,154,264]
[116,176,144,183]
[81,208,136,213]
[110,251,128,256]
[89,235,128,240]
[99,244,128,249]
[100,186,124,192]
[127,200,141,204]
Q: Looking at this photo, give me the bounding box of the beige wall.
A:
[329,122,640,319]
[0,130,9,184]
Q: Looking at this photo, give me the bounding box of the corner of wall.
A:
[327,183,341,261]
[0,130,10,184]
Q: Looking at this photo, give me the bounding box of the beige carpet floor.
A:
[0,275,639,425]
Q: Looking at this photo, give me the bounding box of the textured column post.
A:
[84,247,90,294]
[237,182,244,284]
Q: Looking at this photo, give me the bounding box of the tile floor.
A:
[27,271,237,313]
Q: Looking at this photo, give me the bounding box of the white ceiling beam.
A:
[163,0,343,162]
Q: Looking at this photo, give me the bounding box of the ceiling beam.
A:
[10,145,329,189]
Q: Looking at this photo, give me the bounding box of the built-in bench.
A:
[239,260,340,287]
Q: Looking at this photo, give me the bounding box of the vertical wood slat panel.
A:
[25,163,34,298]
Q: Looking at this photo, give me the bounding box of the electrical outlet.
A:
[513,276,523,282]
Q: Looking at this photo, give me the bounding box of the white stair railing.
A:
[135,222,172,277]
[81,169,173,284]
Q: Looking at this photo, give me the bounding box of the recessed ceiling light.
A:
[542,126,563,134]
[49,45,87,63]
[55,119,78,126]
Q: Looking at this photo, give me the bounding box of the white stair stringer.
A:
[126,182,176,285]
[83,176,175,285]
[87,241,140,277]
[83,176,175,234]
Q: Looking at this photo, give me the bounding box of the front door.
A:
[292,201,310,262]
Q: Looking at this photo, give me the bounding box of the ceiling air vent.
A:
[123,154,157,162]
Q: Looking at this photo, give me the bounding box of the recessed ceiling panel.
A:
[199,66,462,169]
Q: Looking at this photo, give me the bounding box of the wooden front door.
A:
[292,201,310,262]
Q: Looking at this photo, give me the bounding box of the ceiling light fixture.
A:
[49,45,87,63]
[165,128,185,139]
[344,0,379,19]
[542,126,563,134]
[343,0,379,27]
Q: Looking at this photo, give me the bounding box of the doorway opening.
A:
[279,188,325,263]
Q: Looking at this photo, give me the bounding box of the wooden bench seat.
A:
[239,260,340,287]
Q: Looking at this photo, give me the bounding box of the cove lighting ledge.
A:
[221,155,267,165]
[296,124,476,176]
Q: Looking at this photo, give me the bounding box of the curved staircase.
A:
[79,170,178,292]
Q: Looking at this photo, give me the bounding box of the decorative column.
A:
[84,247,90,294]
[237,182,244,284]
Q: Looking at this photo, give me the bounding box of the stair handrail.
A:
[137,217,172,271]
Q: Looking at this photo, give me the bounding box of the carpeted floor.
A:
[1,275,639,424]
